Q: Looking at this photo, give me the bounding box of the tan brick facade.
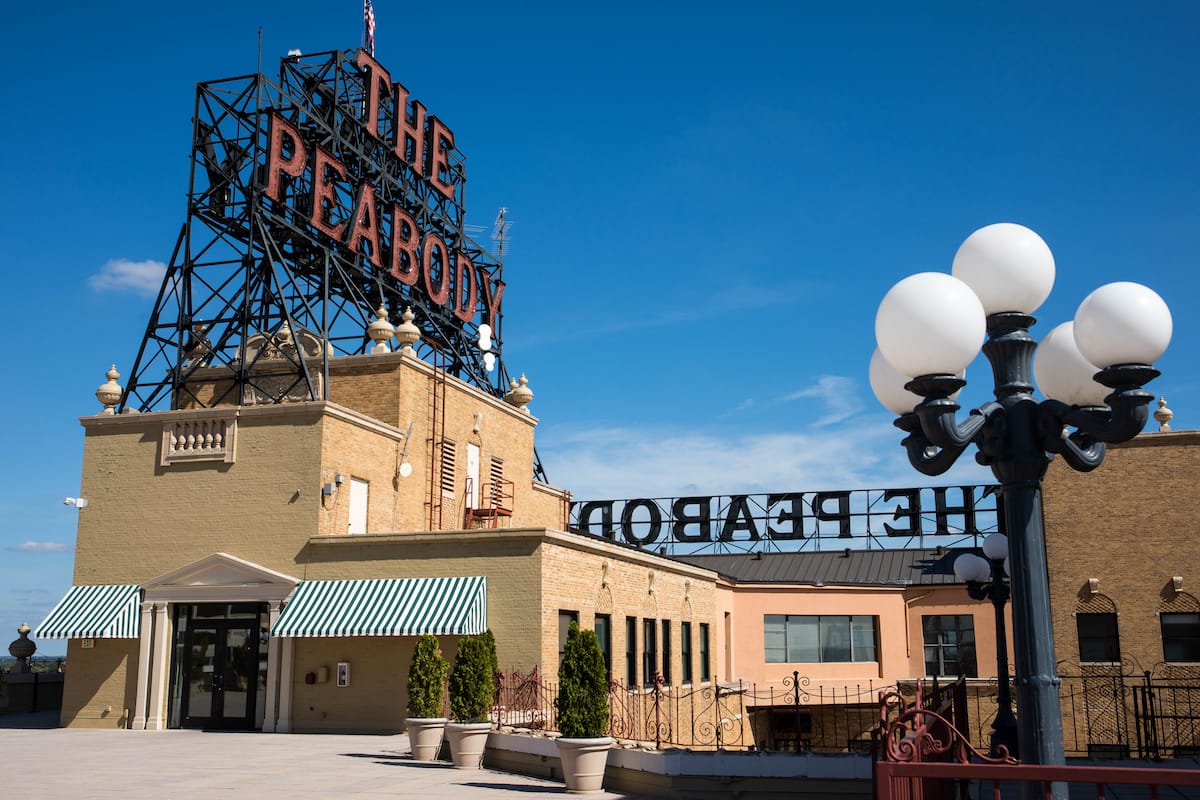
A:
[1044,430,1200,673]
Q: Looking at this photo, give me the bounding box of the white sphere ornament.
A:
[875,272,986,377]
[1034,322,1108,406]
[982,532,1009,561]
[951,223,1055,315]
[1073,282,1172,368]
[869,348,922,415]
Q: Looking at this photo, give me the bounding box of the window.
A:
[661,620,672,686]
[558,610,579,658]
[1077,613,1121,662]
[595,614,612,679]
[922,615,977,677]
[1162,613,1200,662]
[348,478,369,534]
[643,618,658,687]
[625,616,637,686]
[764,615,878,664]
[439,439,457,496]
[699,623,711,682]
[681,621,693,684]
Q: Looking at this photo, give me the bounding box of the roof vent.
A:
[843,547,852,558]
[751,551,762,561]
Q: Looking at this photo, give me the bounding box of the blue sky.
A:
[1,2,1196,656]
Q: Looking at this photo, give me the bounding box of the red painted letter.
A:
[389,205,419,285]
[310,148,348,240]
[427,116,456,199]
[479,274,505,331]
[453,251,478,323]
[393,82,427,174]
[355,50,392,141]
[345,181,382,269]
[422,232,451,306]
[265,114,307,203]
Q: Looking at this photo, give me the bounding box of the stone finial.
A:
[504,373,533,413]
[1154,396,1174,432]
[8,622,36,673]
[366,304,395,354]
[96,364,123,414]
[395,306,420,353]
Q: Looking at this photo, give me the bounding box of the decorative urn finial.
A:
[367,304,395,354]
[95,365,123,414]
[1154,396,1174,432]
[8,623,36,673]
[505,373,534,413]
[395,306,420,353]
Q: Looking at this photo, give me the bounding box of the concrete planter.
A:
[405,717,447,761]
[445,722,493,769]
[555,736,614,794]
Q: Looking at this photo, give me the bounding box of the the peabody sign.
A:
[570,485,1000,551]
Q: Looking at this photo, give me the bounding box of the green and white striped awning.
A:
[35,584,142,639]
[272,576,487,637]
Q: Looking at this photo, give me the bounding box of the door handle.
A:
[212,672,222,690]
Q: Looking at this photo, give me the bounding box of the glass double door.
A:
[173,604,267,730]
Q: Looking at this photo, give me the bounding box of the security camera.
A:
[63,497,89,508]
[63,497,74,506]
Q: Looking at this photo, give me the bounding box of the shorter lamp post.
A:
[955,534,1018,759]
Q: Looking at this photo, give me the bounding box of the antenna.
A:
[491,207,511,260]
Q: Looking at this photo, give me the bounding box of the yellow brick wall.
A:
[1043,430,1200,673]
[58,638,138,728]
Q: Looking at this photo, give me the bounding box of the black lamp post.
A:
[870,223,1172,800]
[954,543,1018,759]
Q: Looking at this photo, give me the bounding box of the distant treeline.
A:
[1,656,65,673]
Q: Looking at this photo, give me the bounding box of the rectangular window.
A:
[699,623,711,682]
[1162,613,1200,662]
[625,616,637,686]
[643,618,658,687]
[1077,613,1121,663]
[440,438,457,497]
[922,615,978,677]
[348,477,369,534]
[681,621,693,684]
[764,615,878,663]
[595,614,612,680]
[558,610,579,659]
[661,620,672,686]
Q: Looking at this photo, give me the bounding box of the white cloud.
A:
[7,541,71,553]
[781,375,864,425]
[539,417,991,501]
[89,258,166,297]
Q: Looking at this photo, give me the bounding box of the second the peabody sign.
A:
[569,485,1000,551]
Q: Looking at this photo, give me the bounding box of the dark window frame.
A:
[1077,612,1121,663]
[763,615,878,664]
[661,620,672,686]
[625,616,637,686]
[921,614,978,678]
[643,618,658,687]
[594,614,612,680]
[699,622,711,682]
[681,621,693,684]
[1162,612,1200,663]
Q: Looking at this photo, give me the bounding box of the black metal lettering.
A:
[766,493,806,539]
[671,497,713,543]
[883,489,922,537]
[811,492,852,538]
[575,501,616,540]
[719,495,760,541]
[933,486,978,535]
[620,499,663,548]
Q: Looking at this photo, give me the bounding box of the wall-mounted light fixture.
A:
[63,497,89,509]
[1087,578,1100,595]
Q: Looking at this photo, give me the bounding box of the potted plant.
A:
[445,633,496,769]
[405,634,448,761]
[555,621,613,794]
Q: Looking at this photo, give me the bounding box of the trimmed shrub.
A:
[449,634,496,723]
[406,634,448,718]
[555,621,610,738]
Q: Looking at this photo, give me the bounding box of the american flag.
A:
[363,0,376,56]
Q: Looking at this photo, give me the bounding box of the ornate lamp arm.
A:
[907,375,1002,449]
[894,414,970,476]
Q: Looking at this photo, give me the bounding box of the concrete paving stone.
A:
[0,719,653,799]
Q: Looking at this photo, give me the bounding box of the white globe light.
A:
[982,532,1009,561]
[953,553,991,583]
[875,273,986,377]
[951,223,1055,315]
[483,352,495,372]
[869,348,922,415]
[1073,282,1172,367]
[1034,322,1109,406]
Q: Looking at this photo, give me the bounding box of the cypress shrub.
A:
[449,634,496,723]
[406,634,448,718]
[555,621,610,738]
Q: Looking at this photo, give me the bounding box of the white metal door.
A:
[348,478,369,534]
[467,444,481,509]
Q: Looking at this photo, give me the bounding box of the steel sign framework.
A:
[122,49,509,414]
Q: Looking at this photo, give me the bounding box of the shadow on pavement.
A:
[462,784,563,793]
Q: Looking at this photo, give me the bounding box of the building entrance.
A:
[169,603,269,730]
